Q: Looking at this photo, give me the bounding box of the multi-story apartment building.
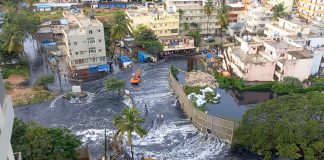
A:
[245,3,272,34]
[63,11,107,78]
[298,0,324,20]
[226,36,313,81]
[0,74,15,160]
[264,17,311,38]
[126,7,180,37]
[264,17,324,75]
[165,0,220,35]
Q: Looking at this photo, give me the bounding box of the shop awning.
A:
[98,64,110,72]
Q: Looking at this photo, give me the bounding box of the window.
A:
[74,42,77,45]
[80,51,84,54]
[68,43,71,46]
[98,39,102,42]
[89,57,96,62]
[99,56,106,61]
[89,47,96,53]
[88,38,95,44]
[75,52,78,55]
[89,30,93,34]
[99,49,102,52]
[98,29,101,32]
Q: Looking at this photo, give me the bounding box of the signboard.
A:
[72,86,81,93]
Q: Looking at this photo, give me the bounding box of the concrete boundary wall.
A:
[169,73,239,143]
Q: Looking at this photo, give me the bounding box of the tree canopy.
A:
[204,0,216,35]
[113,107,147,160]
[216,4,229,30]
[234,93,324,160]
[271,76,303,94]
[133,25,163,55]
[35,74,55,87]
[104,77,126,93]
[11,119,82,160]
[272,3,286,20]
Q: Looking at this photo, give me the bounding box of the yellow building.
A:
[126,6,180,37]
[298,0,324,20]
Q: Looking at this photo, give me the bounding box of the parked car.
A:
[206,36,215,42]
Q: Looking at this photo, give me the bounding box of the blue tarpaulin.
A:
[119,56,131,63]
[98,64,109,72]
[207,52,213,59]
[89,65,98,73]
[42,40,56,47]
[138,51,151,62]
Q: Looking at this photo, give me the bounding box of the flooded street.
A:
[15,53,257,159]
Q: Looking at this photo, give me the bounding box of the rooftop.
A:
[231,47,271,64]
[287,50,311,59]
[266,41,290,49]
[278,17,309,27]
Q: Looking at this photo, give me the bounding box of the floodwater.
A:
[15,55,259,159]
[176,57,274,122]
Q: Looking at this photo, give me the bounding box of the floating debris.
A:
[185,71,217,88]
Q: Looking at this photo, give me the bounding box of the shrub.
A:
[272,77,303,95]
[171,65,179,79]
[1,64,30,79]
[35,74,55,87]
[183,85,204,95]
[5,81,12,90]
[243,82,277,91]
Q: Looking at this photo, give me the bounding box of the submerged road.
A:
[15,57,257,160]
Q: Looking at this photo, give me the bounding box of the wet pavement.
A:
[15,52,258,159]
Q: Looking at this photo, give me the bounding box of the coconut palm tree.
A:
[113,107,147,160]
[216,3,229,44]
[111,11,128,57]
[272,3,286,20]
[216,1,230,70]
[204,0,216,36]
[1,23,24,55]
[111,24,127,57]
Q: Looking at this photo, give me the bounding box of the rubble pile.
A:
[185,71,217,88]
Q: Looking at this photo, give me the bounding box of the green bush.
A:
[214,72,244,90]
[5,81,12,90]
[1,64,30,79]
[171,65,179,79]
[242,82,277,91]
[205,91,216,103]
[272,77,303,95]
[64,92,77,100]
[35,74,55,87]
[183,85,204,95]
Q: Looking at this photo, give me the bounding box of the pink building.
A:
[226,36,313,82]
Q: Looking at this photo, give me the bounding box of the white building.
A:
[0,74,15,160]
[245,3,272,34]
[63,11,107,78]
[165,0,220,35]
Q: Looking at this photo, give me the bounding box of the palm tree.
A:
[216,1,230,70]
[111,24,127,57]
[113,107,147,160]
[216,3,229,45]
[1,24,24,55]
[204,0,216,36]
[111,11,128,57]
[272,3,286,20]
